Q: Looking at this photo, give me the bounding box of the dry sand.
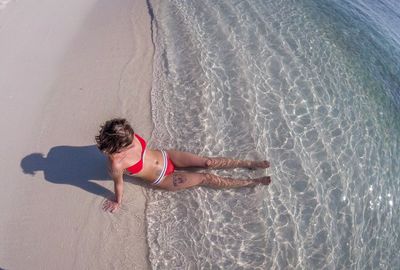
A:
[0,0,153,269]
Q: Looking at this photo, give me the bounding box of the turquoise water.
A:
[147,0,400,268]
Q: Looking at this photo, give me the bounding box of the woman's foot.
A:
[254,176,272,185]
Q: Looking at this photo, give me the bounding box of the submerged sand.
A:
[0,0,153,269]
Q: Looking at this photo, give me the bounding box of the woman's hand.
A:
[103,199,121,213]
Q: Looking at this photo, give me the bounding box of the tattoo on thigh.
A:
[173,174,187,187]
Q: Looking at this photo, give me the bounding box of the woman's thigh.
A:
[166,150,207,168]
[158,172,205,191]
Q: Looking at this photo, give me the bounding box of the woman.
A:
[96,118,271,212]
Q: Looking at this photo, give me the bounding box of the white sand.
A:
[0,0,153,268]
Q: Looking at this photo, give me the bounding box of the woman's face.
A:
[110,136,137,157]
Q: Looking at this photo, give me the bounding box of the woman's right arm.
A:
[112,170,124,205]
[103,165,124,213]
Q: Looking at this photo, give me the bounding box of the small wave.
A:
[147,0,400,268]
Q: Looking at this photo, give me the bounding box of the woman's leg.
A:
[205,157,270,170]
[166,150,270,169]
[158,171,271,191]
[166,150,208,168]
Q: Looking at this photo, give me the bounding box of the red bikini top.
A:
[126,134,147,174]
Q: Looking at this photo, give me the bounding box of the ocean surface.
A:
[146,0,400,269]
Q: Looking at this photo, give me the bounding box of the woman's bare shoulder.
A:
[107,158,125,176]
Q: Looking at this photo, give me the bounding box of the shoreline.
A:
[0,0,153,269]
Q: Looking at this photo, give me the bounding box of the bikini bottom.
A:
[152,150,175,185]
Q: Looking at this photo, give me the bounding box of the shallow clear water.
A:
[147,0,400,269]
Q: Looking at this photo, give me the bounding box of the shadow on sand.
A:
[21,145,114,198]
[21,145,167,199]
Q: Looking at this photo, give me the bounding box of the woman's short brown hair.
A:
[95,118,134,154]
